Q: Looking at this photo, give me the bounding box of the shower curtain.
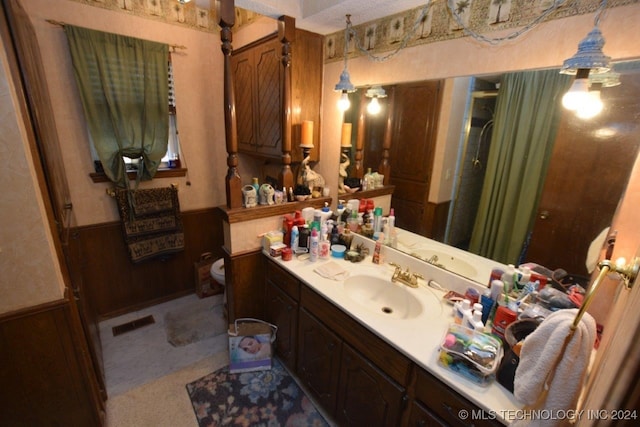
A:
[468,69,571,264]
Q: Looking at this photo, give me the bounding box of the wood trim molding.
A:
[218,197,332,224]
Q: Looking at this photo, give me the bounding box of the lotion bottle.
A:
[309,228,319,262]
[454,299,472,325]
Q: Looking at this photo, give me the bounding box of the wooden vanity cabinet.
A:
[231,29,323,162]
[413,366,504,427]
[264,260,300,372]
[263,258,506,426]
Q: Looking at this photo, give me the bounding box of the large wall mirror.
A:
[348,59,640,284]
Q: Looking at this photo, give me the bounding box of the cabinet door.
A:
[414,367,503,427]
[335,343,406,427]
[254,39,282,158]
[265,280,298,371]
[231,48,256,153]
[407,400,449,427]
[297,308,342,416]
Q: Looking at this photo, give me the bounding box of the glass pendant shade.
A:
[334,69,355,92]
[561,27,611,75]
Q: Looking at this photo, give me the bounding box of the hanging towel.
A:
[114,186,184,263]
[512,308,596,427]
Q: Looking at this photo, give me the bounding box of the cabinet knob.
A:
[539,210,549,220]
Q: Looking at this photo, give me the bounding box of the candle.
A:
[341,123,352,148]
[301,120,314,148]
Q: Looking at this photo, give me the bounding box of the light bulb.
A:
[338,91,351,111]
[576,90,603,119]
[562,78,590,111]
[367,97,381,115]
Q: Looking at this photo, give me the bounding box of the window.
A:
[91,55,181,174]
[65,25,177,187]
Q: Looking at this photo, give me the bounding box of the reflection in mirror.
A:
[351,60,640,284]
[341,86,392,182]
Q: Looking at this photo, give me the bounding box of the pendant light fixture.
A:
[560,0,612,119]
[334,15,356,111]
[365,86,387,115]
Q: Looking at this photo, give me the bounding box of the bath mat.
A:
[186,358,329,426]
[164,301,226,347]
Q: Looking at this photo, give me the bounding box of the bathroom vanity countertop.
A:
[267,246,522,425]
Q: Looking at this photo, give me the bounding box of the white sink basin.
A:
[343,275,423,319]
[411,249,478,279]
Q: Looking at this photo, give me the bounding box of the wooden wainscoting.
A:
[67,207,225,320]
[0,295,105,426]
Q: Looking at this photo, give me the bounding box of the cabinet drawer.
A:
[415,368,503,427]
[266,260,300,301]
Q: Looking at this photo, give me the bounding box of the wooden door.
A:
[390,80,443,236]
[2,0,106,402]
[525,71,640,276]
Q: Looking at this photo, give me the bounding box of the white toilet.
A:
[210,258,227,317]
[210,258,226,287]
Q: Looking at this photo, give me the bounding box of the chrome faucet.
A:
[389,262,423,288]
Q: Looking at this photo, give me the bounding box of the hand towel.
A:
[314,261,350,281]
[511,308,596,427]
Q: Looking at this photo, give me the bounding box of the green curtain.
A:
[65,25,169,188]
[468,69,572,264]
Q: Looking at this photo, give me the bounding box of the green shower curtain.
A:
[468,69,572,264]
[65,25,169,189]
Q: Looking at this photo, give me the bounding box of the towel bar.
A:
[106,183,179,198]
[571,256,639,331]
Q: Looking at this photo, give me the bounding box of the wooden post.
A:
[379,86,394,185]
[278,16,295,192]
[354,91,366,179]
[217,0,242,209]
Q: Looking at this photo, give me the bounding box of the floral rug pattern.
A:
[186,359,329,427]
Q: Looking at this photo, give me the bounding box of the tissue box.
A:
[262,230,284,251]
[438,324,503,386]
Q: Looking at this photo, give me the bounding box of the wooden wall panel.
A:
[68,208,225,319]
[0,298,104,426]
[224,250,265,322]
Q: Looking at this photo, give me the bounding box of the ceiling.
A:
[231,0,430,35]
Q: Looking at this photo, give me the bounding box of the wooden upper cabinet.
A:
[231,28,323,162]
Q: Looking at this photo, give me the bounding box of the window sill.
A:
[89,168,187,183]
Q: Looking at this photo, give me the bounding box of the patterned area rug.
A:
[186,358,329,426]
